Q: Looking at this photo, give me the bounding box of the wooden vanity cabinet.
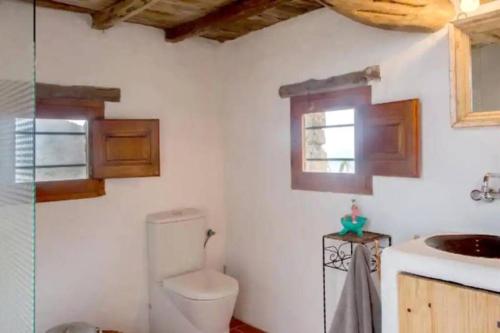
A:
[398,273,500,333]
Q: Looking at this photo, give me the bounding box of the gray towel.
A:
[329,245,381,333]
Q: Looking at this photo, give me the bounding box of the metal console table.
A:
[322,231,392,333]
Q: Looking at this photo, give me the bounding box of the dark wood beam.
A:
[279,66,381,98]
[92,0,162,30]
[37,83,121,102]
[34,0,95,14]
[165,0,286,42]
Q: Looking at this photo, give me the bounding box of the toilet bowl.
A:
[147,209,239,333]
[164,269,238,333]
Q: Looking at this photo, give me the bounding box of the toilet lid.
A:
[163,269,239,301]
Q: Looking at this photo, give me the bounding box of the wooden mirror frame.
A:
[450,9,500,128]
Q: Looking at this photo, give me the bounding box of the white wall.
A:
[35,6,226,333]
[0,0,33,82]
[218,9,500,333]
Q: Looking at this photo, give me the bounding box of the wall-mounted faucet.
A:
[471,173,500,202]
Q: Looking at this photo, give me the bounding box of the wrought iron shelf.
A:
[322,231,392,333]
[323,231,392,272]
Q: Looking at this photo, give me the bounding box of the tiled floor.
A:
[230,318,266,333]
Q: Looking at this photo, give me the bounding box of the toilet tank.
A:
[147,208,206,282]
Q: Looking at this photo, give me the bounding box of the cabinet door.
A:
[398,273,500,333]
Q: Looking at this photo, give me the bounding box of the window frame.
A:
[35,98,105,202]
[290,86,373,194]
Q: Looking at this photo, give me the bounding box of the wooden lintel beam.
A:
[279,66,381,98]
[37,83,121,102]
[92,0,161,30]
[165,0,285,42]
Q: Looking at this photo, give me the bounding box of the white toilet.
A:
[146,208,239,333]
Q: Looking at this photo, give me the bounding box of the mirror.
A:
[471,43,500,112]
[450,8,500,127]
[303,109,356,174]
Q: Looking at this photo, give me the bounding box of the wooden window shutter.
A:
[91,119,160,178]
[360,99,420,178]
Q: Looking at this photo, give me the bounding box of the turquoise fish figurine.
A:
[339,200,367,237]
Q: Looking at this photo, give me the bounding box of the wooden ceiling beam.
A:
[164,0,286,42]
[92,0,162,30]
[318,0,455,33]
[34,0,95,14]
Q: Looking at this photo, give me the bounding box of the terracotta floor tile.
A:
[238,324,266,333]
[230,318,246,329]
[230,318,266,333]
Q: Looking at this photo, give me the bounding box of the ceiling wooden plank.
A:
[164,0,286,42]
[92,0,163,30]
[200,0,323,42]
[34,0,96,14]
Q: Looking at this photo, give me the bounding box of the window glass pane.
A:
[36,134,87,166]
[15,167,35,184]
[36,166,88,182]
[15,117,34,132]
[15,133,34,167]
[304,127,354,159]
[35,118,87,133]
[305,160,356,174]
[15,118,89,182]
[304,108,354,128]
[15,120,34,183]
[303,109,356,174]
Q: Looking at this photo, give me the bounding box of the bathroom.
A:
[0,0,499,332]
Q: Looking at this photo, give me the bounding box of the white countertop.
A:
[381,235,500,333]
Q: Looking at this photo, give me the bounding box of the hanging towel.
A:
[329,245,381,333]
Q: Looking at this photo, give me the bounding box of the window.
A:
[16,118,89,183]
[29,83,160,203]
[14,118,35,184]
[291,86,420,194]
[303,109,356,174]
[33,98,106,202]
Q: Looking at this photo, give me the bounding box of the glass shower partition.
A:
[0,0,36,332]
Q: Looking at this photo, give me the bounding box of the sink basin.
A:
[425,234,500,259]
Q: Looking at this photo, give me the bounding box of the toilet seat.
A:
[163,269,238,301]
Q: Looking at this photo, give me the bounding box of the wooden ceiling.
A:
[35,0,458,43]
[37,0,323,42]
